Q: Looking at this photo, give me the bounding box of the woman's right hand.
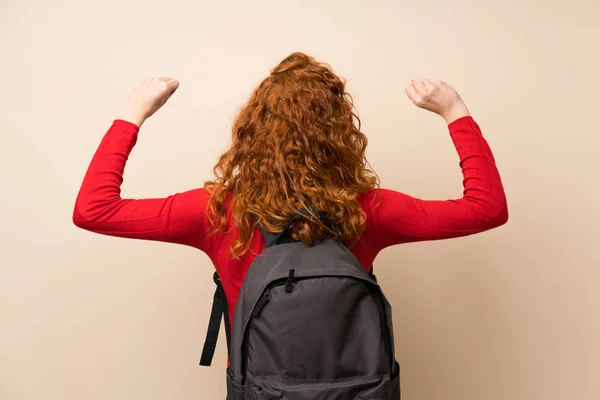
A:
[118,77,180,127]
[405,80,470,124]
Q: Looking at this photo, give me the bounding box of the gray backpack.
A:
[200,212,401,399]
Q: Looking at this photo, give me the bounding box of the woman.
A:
[73,52,508,336]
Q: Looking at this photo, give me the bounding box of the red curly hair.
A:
[204,52,378,258]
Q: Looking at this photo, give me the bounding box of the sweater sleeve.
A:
[72,119,214,252]
[360,116,508,251]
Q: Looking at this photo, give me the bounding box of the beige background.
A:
[1,0,599,399]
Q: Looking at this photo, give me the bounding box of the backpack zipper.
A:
[242,281,284,377]
[251,287,272,318]
[251,271,297,319]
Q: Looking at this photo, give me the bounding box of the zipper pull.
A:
[285,269,296,293]
[252,287,271,317]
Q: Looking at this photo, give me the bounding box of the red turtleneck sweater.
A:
[73,116,508,323]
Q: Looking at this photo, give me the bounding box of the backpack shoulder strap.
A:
[369,264,377,282]
[199,272,231,366]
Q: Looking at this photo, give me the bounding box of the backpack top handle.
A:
[258,207,339,248]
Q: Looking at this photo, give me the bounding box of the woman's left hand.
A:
[118,77,180,127]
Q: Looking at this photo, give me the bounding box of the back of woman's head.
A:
[205,52,378,258]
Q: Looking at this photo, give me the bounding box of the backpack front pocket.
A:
[247,373,395,400]
[245,277,391,380]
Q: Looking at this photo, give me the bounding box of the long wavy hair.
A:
[204,52,378,258]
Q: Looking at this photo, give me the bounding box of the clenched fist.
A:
[118,77,180,127]
[405,80,470,124]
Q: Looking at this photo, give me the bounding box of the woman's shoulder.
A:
[357,188,396,213]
